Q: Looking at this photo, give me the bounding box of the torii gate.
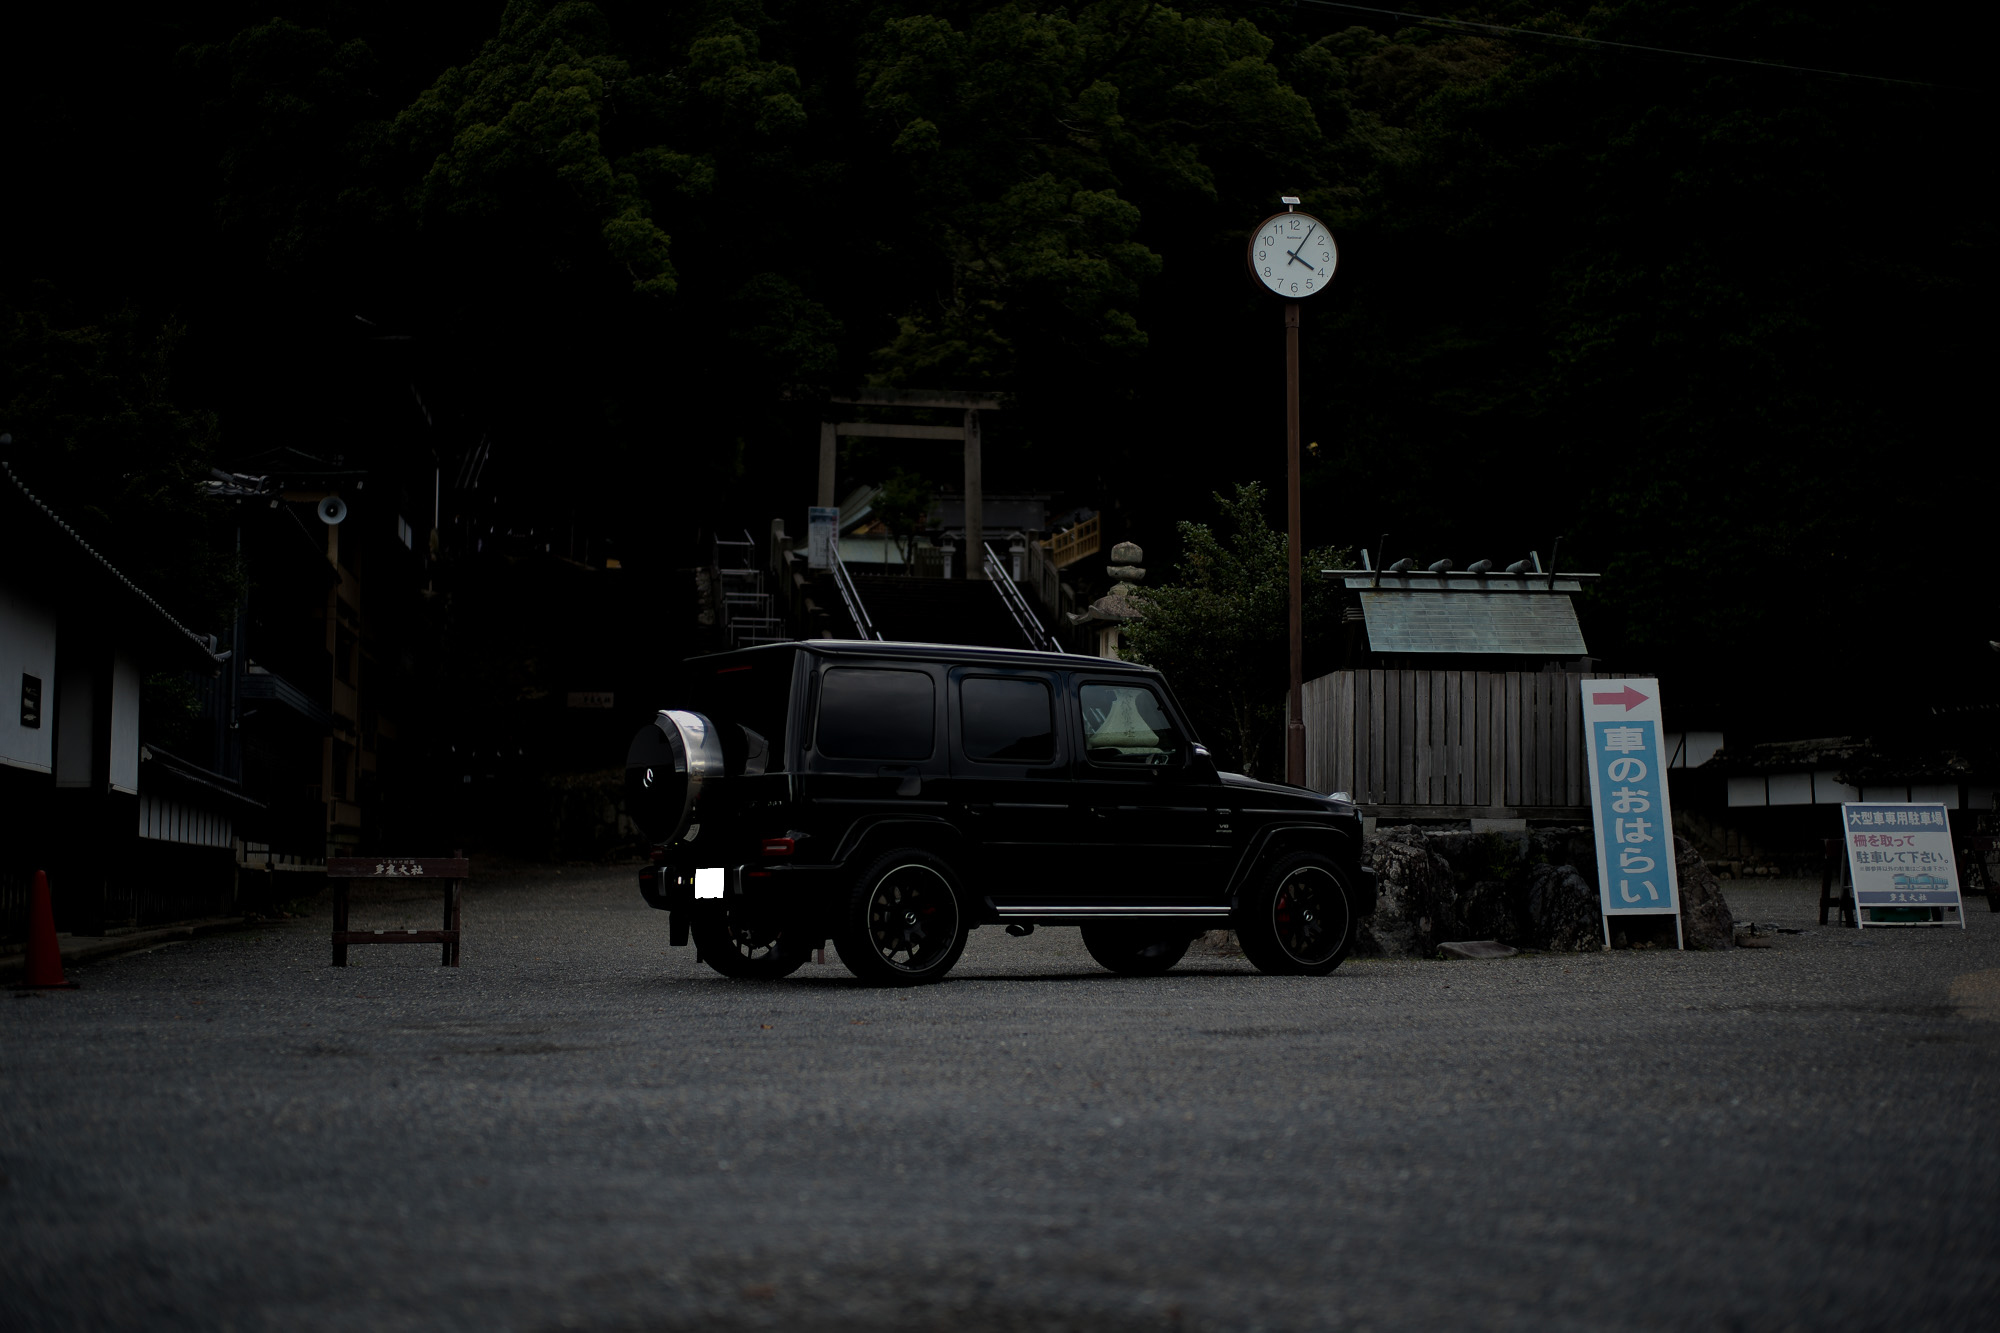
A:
[817,388,1002,580]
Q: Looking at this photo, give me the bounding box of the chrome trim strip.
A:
[994,905,1233,918]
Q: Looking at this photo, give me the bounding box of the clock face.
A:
[1249,211,1336,298]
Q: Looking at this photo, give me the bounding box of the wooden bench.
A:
[328,857,468,966]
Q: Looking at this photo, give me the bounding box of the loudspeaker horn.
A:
[317,494,348,525]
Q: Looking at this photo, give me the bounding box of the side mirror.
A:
[1188,744,1220,782]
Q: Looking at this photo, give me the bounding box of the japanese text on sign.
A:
[1840,803,1963,927]
[1580,679,1682,941]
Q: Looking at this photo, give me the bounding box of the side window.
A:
[1078,683,1186,767]
[815,668,935,760]
[960,676,1055,762]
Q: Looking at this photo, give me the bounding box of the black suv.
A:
[625,640,1375,986]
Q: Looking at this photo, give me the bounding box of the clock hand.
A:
[1285,224,1320,267]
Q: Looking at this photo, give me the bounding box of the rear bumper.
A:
[639,861,849,941]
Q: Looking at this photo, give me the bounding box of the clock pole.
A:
[1248,197,1331,790]
[1285,299,1305,789]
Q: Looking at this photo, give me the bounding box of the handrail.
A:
[985,543,1060,652]
[1045,513,1101,569]
[829,545,882,641]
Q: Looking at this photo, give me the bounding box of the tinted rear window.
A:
[816,668,935,760]
[961,677,1055,762]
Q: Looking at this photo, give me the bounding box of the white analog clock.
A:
[1248,210,1336,298]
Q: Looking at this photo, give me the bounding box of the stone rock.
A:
[1111,541,1143,564]
[1457,877,1523,943]
[1674,835,1735,949]
[1106,564,1146,582]
[1437,939,1518,960]
[1358,824,1735,956]
[1526,862,1604,952]
[1354,833,1459,957]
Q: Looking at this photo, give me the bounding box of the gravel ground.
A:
[3,865,1996,1332]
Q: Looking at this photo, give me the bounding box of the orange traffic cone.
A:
[16,870,77,990]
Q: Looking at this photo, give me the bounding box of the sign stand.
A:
[1839,804,1964,929]
[328,856,469,966]
[1580,679,1682,949]
[1818,838,1858,927]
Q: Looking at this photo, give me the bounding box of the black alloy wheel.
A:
[833,849,970,987]
[690,900,810,980]
[1079,922,1195,976]
[1235,851,1354,976]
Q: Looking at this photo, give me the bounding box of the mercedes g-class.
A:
[625,640,1375,986]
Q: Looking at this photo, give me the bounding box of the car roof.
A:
[683,639,1156,674]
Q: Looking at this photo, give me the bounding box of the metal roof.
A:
[1358,590,1587,656]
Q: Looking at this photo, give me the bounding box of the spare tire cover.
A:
[624,710,725,843]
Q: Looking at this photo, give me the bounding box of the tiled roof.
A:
[1359,589,1587,655]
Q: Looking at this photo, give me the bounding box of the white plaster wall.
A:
[109,649,140,794]
[55,661,95,787]
[0,579,57,772]
[1726,775,1766,807]
[1767,772,1813,806]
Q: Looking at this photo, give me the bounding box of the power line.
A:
[1289,1,1951,90]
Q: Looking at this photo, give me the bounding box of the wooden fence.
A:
[1301,669,1618,817]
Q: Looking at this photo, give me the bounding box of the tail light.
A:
[761,837,795,858]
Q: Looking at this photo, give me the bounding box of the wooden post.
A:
[817,421,836,509]
[1285,301,1305,787]
[964,408,985,580]
[332,877,349,966]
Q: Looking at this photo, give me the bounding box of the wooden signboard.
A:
[326,857,469,966]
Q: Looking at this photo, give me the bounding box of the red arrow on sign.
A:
[1592,686,1649,712]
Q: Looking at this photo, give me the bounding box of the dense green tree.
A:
[1119,482,1348,778]
[4,1,1985,750]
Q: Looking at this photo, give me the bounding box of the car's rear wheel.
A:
[1080,922,1194,976]
[833,849,970,987]
[691,901,810,980]
[1235,852,1354,976]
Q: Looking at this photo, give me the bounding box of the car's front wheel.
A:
[833,849,970,987]
[1234,851,1355,976]
[1080,922,1194,976]
[691,901,810,980]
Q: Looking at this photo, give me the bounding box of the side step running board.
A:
[993,905,1233,919]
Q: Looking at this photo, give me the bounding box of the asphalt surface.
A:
[4,865,1996,1332]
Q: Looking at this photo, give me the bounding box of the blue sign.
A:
[1580,679,1682,945]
